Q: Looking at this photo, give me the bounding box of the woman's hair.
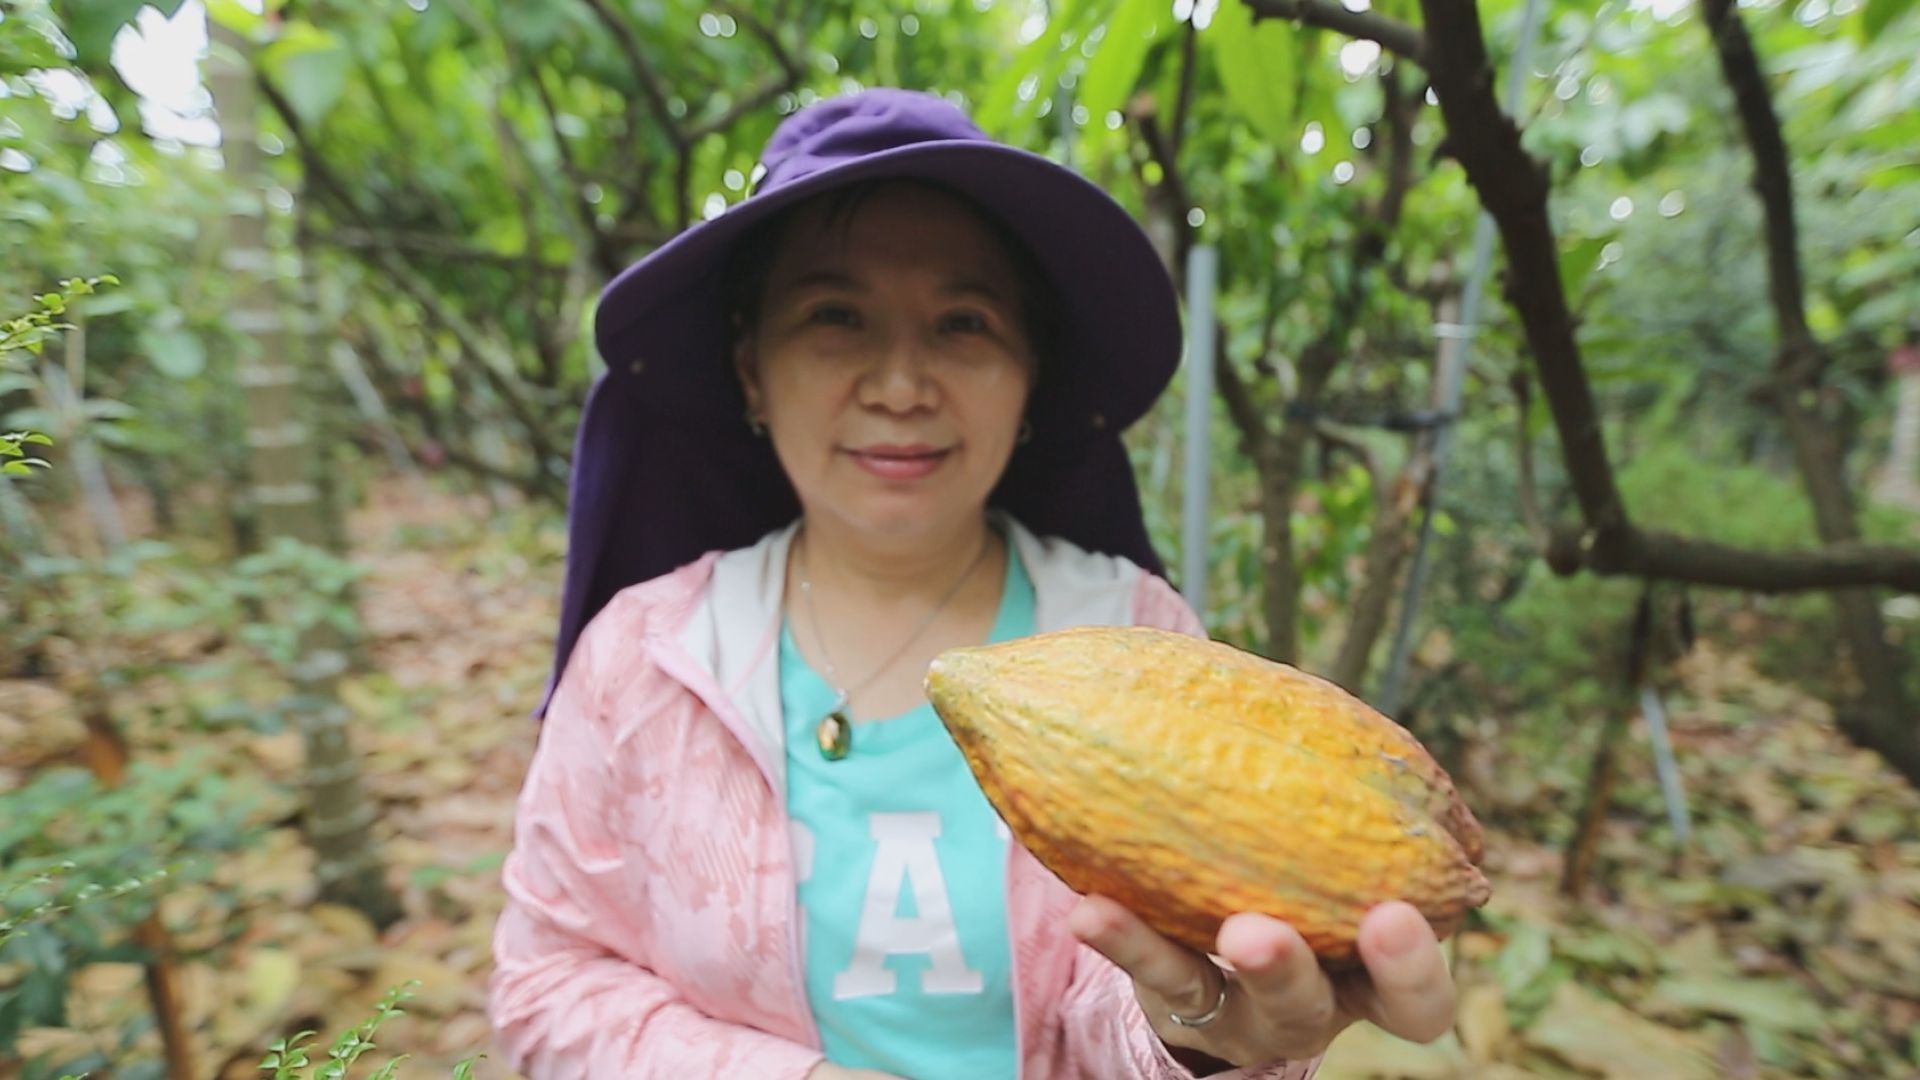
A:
[720,178,1062,379]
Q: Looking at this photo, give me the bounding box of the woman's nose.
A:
[860,333,936,412]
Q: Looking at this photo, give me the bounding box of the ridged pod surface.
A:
[924,626,1491,966]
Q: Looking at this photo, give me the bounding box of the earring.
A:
[746,408,766,437]
[1018,420,1033,445]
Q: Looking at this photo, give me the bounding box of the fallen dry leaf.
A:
[1455,980,1512,1062]
[1318,1026,1473,1079]
[1524,981,1719,1080]
[209,947,301,1050]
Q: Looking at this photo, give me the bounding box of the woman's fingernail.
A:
[1374,907,1422,957]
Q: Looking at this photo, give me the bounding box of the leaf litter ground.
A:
[6,479,1917,1078]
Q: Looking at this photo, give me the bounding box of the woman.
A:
[487,89,1457,1079]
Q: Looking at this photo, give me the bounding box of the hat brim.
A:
[593,138,1182,445]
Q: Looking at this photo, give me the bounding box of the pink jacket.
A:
[488,518,1322,1079]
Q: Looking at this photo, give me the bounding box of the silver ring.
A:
[1167,973,1230,1028]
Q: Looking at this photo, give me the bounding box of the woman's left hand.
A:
[1068,895,1457,1067]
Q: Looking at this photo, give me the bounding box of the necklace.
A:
[796,528,993,761]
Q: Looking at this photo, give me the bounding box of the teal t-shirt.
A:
[780,546,1034,1080]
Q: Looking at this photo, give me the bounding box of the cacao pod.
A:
[924,625,1490,966]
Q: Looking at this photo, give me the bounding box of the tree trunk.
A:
[1875,373,1920,508]
[1561,706,1629,899]
[1775,385,1919,779]
[1259,343,1346,664]
[31,315,126,556]
[71,679,193,1080]
[1338,291,1460,697]
[1700,0,1916,781]
[1330,465,1427,693]
[1257,442,1302,663]
[207,24,401,926]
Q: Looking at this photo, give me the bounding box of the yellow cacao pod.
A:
[925,625,1490,966]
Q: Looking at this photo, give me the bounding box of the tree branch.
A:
[688,0,807,147]
[346,320,559,501]
[1415,0,1631,543]
[1254,273,1287,382]
[1701,0,1812,356]
[574,0,694,228]
[342,321,451,444]
[1376,65,1418,228]
[1133,105,1195,278]
[1312,419,1383,496]
[527,62,627,279]
[606,219,678,249]
[1392,0,1920,612]
[315,227,567,270]
[259,72,563,492]
[686,74,792,144]
[1700,0,1913,771]
[1547,526,1920,594]
[1215,328,1270,454]
[1245,0,1426,65]
[576,0,685,149]
[1511,368,1547,545]
[257,75,366,221]
[1172,20,1198,158]
[1330,451,1429,692]
[372,247,561,474]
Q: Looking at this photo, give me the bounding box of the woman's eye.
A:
[941,311,989,334]
[808,305,859,328]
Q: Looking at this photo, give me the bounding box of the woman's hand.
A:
[805,1063,908,1080]
[1069,895,1457,1067]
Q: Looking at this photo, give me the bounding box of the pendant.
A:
[817,710,853,761]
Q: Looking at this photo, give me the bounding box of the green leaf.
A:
[1208,0,1299,146]
[1078,0,1170,124]
[366,1057,409,1080]
[976,0,1115,135]
[140,326,206,379]
[1493,921,1553,1002]
[0,202,53,228]
[410,863,456,889]
[6,407,54,431]
[14,923,67,978]
[1776,40,1858,102]
[1861,0,1914,38]
[205,0,268,37]
[1651,975,1827,1033]
[1528,981,1720,1080]
[495,2,589,52]
[1559,232,1616,301]
[92,423,135,448]
[56,0,147,71]
[78,291,137,317]
[81,397,137,421]
[261,23,351,127]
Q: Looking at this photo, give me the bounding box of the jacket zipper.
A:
[647,637,823,1053]
[1006,838,1026,1079]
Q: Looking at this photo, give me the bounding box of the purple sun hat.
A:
[538,88,1183,718]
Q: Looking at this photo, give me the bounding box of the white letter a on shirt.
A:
[833,811,984,999]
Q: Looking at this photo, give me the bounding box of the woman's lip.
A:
[848,446,951,480]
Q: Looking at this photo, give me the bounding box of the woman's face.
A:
[736,183,1037,546]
